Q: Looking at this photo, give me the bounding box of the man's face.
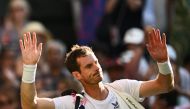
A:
[76,53,103,85]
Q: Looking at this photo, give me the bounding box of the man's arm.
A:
[20,32,54,109]
[139,28,174,97]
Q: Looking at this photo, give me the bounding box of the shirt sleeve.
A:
[53,96,75,109]
[109,79,144,102]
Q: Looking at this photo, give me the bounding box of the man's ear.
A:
[72,71,82,80]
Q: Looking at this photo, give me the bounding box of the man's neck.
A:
[83,82,109,100]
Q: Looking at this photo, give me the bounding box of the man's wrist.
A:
[22,64,37,83]
[157,61,173,75]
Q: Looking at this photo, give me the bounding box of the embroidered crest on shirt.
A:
[111,101,119,109]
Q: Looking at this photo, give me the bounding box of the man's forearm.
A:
[156,73,174,93]
[21,82,37,109]
[157,61,174,92]
[21,64,38,109]
[140,60,174,97]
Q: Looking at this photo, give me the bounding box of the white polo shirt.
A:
[53,79,143,109]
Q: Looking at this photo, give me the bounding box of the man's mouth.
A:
[93,71,102,77]
[93,72,100,77]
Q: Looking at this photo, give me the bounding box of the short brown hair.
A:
[65,45,94,73]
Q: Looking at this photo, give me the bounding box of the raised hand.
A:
[146,28,168,63]
[19,32,42,65]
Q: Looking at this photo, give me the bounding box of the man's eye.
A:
[95,60,98,64]
[86,64,92,68]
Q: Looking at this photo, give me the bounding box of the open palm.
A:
[20,32,42,65]
[146,28,168,63]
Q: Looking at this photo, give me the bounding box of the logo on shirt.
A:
[112,101,119,109]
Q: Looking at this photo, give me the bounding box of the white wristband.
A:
[157,61,173,75]
[22,64,37,83]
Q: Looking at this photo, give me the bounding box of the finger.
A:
[37,43,43,53]
[19,39,24,52]
[146,32,151,45]
[23,34,28,48]
[27,32,32,47]
[144,30,149,44]
[152,28,157,44]
[162,33,167,45]
[154,29,158,40]
[146,44,152,54]
[156,29,162,43]
[147,28,154,45]
[32,32,37,49]
[149,28,155,45]
[146,44,149,50]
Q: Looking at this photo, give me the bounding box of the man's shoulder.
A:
[106,79,142,92]
[108,79,141,85]
[54,95,75,102]
[105,79,130,91]
[53,95,75,108]
[107,79,131,86]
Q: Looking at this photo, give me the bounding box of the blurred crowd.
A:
[0,0,190,109]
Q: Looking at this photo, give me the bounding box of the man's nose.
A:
[94,63,100,71]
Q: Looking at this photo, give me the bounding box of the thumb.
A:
[146,44,153,56]
[162,33,167,45]
[146,44,151,52]
[37,43,43,53]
